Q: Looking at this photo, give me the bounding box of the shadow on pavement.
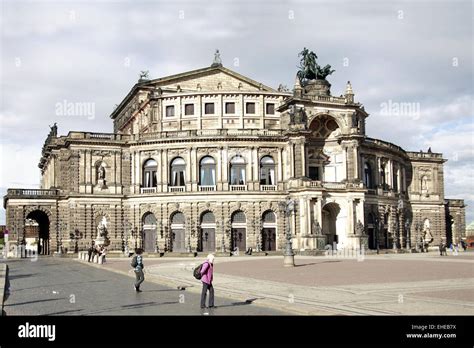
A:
[46,309,85,315]
[215,297,264,308]
[5,297,67,307]
[295,260,342,267]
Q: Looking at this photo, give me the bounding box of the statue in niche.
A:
[98,165,105,180]
[355,220,365,235]
[312,220,322,235]
[96,216,108,239]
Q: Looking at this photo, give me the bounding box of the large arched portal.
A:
[261,210,277,251]
[142,212,157,252]
[199,211,216,252]
[322,203,341,247]
[231,210,246,253]
[170,212,185,252]
[307,115,345,182]
[25,210,50,255]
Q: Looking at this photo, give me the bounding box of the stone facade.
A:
[3,62,466,255]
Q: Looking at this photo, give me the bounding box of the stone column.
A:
[186,147,192,191]
[163,150,168,192]
[198,95,203,129]
[217,147,223,190]
[191,147,198,191]
[222,146,228,190]
[289,143,295,178]
[157,149,163,192]
[300,141,306,178]
[277,147,283,184]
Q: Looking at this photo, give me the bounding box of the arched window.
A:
[201,211,216,224]
[262,211,276,223]
[231,210,246,223]
[170,157,186,187]
[364,162,373,189]
[171,212,185,225]
[199,156,216,186]
[260,156,275,185]
[143,159,157,188]
[230,156,246,185]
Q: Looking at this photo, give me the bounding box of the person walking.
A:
[131,248,145,292]
[200,254,215,311]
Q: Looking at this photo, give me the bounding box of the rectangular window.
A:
[246,102,255,114]
[225,102,235,114]
[266,103,275,115]
[184,104,194,116]
[309,167,320,181]
[205,103,215,115]
[166,105,175,117]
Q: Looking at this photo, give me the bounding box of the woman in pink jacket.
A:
[200,254,215,309]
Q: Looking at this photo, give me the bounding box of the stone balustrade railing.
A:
[7,189,59,197]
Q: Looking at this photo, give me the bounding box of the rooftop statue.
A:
[297,47,335,83]
[139,70,149,80]
[211,49,223,67]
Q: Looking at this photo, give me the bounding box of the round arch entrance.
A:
[322,203,340,247]
[231,210,246,253]
[170,212,185,252]
[261,210,277,251]
[142,212,157,252]
[25,210,50,255]
[199,211,216,252]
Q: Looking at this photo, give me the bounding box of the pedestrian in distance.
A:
[87,241,95,262]
[200,254,215,310]
[131,248,145,292]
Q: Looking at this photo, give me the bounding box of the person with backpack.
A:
[199,254,215,310]
[131,248,145,292]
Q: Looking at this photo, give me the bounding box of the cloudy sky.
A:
[0,0,472,224]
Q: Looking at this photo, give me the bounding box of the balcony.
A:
[230,185,247,191]
[260,185,277,191]
[140,187,157,194]
[7,188,59,196]
[169,186,185,193]
[199,185,216,192]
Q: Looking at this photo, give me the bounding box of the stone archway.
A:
[142,212,157,252]
[25,210,50,255]
[199,211,216,252]
[170,211,185,252]
[322,203,341,247]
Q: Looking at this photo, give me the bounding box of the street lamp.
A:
[393,218,398,250]
[278,197,297,267]
[405,218,411,250]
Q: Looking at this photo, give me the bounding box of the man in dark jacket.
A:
[132,248,145,292]
[87,241,95,262]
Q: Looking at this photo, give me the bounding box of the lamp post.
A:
[278,197,297,267]
[405,218,411,250]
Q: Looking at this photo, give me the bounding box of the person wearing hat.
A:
[200,254,215,309]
